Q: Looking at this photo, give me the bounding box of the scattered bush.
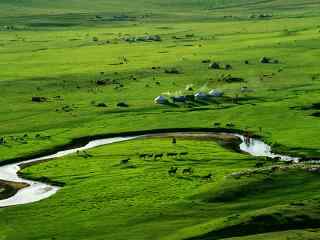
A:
[97,103,107,108]
[96,79,107,85]
[219,74,244,83]
[225,64,232,70]
[32,96,47,102]
[164,68,181,74]
[117,102,129,107]
[202,59,211,63]
[311,112,320,117]
[209,62,220,69]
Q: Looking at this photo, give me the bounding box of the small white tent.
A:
[194,92,208,100]
[209,89,224,97]
[154,96,167,104]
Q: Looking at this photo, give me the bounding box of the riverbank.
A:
[0,180,28,200]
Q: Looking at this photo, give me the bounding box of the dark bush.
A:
[260,57,271,63]
[219,74,244,83]
[202,59,211,63]
[96,79,107,85]
[164,68,180,74]
[97,103,107,107]
[225,64,232,70]
[117,102,129,107]
[209,62,220,69]
[32,96,47,102]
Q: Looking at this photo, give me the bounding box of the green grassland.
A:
[1,14,320,161]
[0,0,320,239]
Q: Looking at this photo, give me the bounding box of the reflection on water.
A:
[236,134,299,162]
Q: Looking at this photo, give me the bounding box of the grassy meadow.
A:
[0,0,320,239]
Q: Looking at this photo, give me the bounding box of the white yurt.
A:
[154,95,167,104]
[209,89,224,97]
[194,92,208,100]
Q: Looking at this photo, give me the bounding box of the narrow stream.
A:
[0,132,299,207]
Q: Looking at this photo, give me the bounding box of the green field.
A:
[0,0,320,239]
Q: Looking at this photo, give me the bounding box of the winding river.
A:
[0,132,299,207]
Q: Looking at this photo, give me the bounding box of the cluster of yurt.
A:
[194,90,224,100]
[154,89,224,105]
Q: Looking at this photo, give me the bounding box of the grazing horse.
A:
[179,152,188,158]
[244,132,253,145]
[0,137,6,144]
[120,158,130,164]
[154,153,164,160]
[202,173,213,180]
[182,167,193,175]
[147,153,154,158]
[139,153,148,159]
[168,167,178,176]
[226,123,235,128]
[167,152,178,158]
[244,135,251,145]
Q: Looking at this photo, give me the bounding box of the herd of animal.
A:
[119,151,213,180]
[139,152,188,160]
